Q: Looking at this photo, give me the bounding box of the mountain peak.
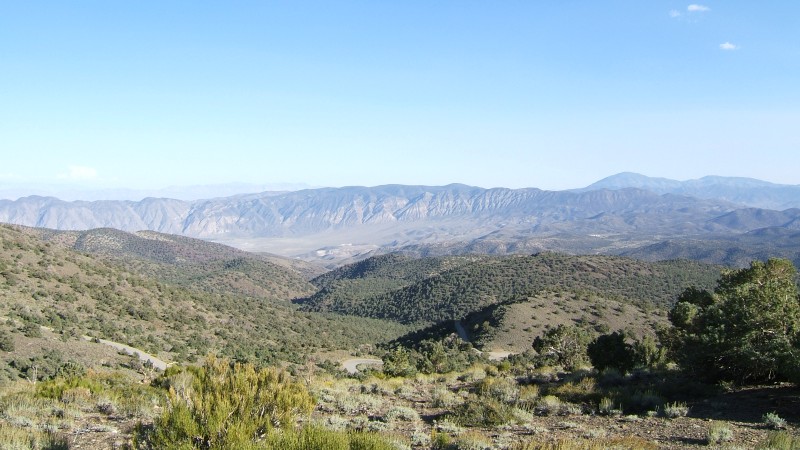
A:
[578,173,800,209]
[580,173,682,192]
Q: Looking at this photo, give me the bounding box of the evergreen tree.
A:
[667,259,800,384]
[532,324,592,370]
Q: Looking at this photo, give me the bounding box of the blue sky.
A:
[1,1,798,195]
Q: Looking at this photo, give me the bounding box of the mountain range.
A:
[579,172,800,210]
[1,173,799,266]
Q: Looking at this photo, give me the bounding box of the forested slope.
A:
[0,224,409,380]
[299,252,722,325]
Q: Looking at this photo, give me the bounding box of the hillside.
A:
[298,252,722,325]
[0,224,410,378]
[23,226,320,299]
[620,228,800,268]
[389,289,666,356]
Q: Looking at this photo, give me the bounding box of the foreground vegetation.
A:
[2,353,798,449]
[1,223,799,448]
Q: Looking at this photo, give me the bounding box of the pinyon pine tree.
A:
[666,258,800,384]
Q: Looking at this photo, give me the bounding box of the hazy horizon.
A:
[3,171,800,203]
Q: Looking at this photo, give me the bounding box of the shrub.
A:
[0,329,14,352]
[515,436,659,450]
[36,375,103,400]
[384,406,420,423]
[478,376,519,403]
[760,431,800,450]
[0,423,68,450]
[431,387,462,409]
[587,332,635,373]
[597,368,624,387]
[140,355,314,448]
[517,384,540,409]
[452,430,493,450]
[763,412,788,430]
[450,395,516,427]
[597,397,621,416]
[548,377,597,404]
[382,348,417,378]
[662,401,689,418]
[532,325,592,371]
[624,389,663,413]
[432,431,453,450]
[21,322,42,338]
[534,395,562,416]
[262,426,397,450]
[706,421,733,445]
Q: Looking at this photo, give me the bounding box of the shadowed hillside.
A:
[298,252,722,325]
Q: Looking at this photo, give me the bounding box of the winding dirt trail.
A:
[341,358,383,374]
[81,336,169,371]
[0,315,170,372]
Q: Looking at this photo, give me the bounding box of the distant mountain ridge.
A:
[579,172,800,210]
[0,184,745,235]
[0,182,313,202]
[2,175,800,266]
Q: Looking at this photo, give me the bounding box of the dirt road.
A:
[454,320,513,361]
[81,336,169,371]
[341,358,383,374]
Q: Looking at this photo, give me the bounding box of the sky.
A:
[1,1,799,198]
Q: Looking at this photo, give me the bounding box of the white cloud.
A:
[687,4,710,12]
[58,165,98,181]
[719,42,738,50]
[669,10,681,18]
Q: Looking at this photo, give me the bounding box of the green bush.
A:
[706,421,733,445]
[763,412,788,430]
[21,322,42,338]
[662,401,689,418]
[0,329,14,352]
[478,376,519,403]
[139,356,314,449]
[532,325,592,371]
[449,395,516,427]
[587,332,635,373]
[382,348,417,377]
[36,375,103,400]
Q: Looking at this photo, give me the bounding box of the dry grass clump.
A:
[0,372,157,450]
[706,421,734,445]
[458,364,488,383]
[514,436,658,450]
[431,386,464,409]
[661,401,689,418]
[0,422,68,450]
[452,430,493,450]
[384,405,421,423]
[758,431,800,450]
[478,376,520,403]
[518,384,540,407]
